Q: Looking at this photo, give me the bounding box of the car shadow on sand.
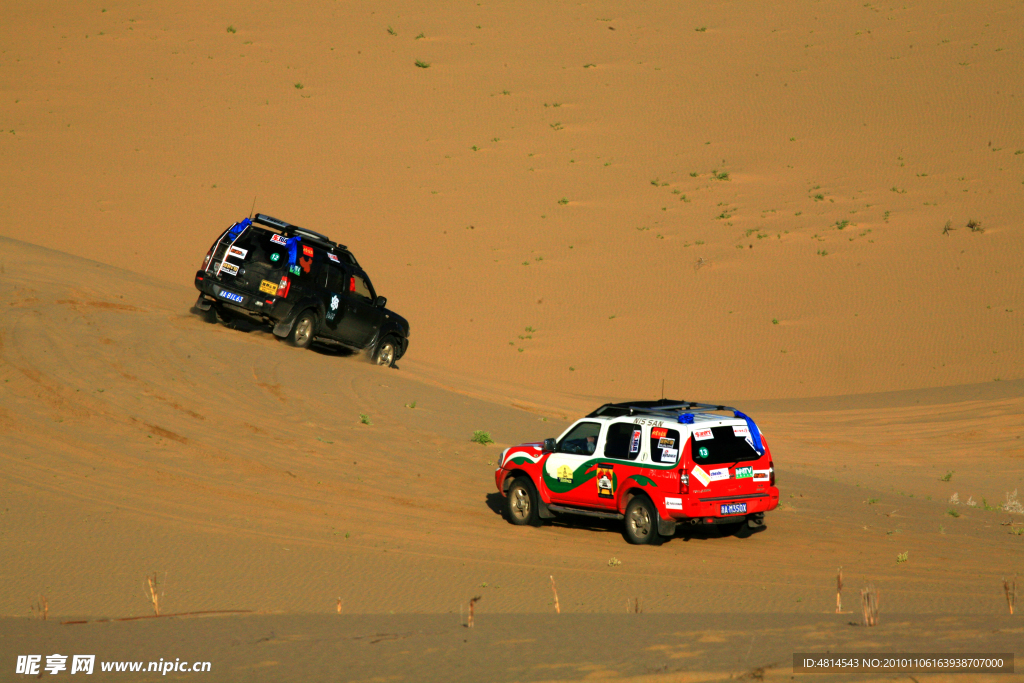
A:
[191,304,359,357]
[484,492,767,543]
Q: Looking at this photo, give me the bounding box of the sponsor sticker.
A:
[753,469,770,481]
[735,466,753,479]
[733,424,750,438]
[651,427,668,439]
[270,234,289,246]
[693,428,714,441]
[327,253,340,263]
[660,448,678,462]
[227,246,247,260]
[629,429,642,453]
[270,252,281,262]
[330,294,339,311]
[259,280,279,295]
[220,261,239,276]
[696,446,710,459]
[658,437,675,449]
[664,497,683,510]
[289,265,301,276]
[302,245,314,257]
[596,464,614,498]
[690,465,711,487]
[709,467,730,482]
[556,464,573,484]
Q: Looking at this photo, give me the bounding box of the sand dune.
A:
[1,0,1022,679]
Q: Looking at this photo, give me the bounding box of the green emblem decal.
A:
[697,446,709,459]
[627,474,658,488]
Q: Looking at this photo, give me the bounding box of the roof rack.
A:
[251,213,358,265]
[586,398,739,419]
[253,213,349,251]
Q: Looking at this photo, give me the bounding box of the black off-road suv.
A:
[194,214,409,366]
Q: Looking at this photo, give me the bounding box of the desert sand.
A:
[1,0,1022,680]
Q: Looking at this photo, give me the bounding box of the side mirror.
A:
[543,438,557,453]
[374,295,387,308]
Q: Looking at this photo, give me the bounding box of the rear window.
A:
[689,425,760,466]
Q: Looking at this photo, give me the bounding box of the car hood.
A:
[383,308,410,336]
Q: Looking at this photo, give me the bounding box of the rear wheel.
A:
[624,496,660,545]
[505,477,539,526]
[289,311,316,349]
[374,334,399,367]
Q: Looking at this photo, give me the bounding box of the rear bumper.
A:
[195,270,289,322]
[657,487,779,522]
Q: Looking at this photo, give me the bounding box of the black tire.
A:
[289,310,316,349]
[505,477,539,526]
[623,496,660,545]
[373,334,400,367]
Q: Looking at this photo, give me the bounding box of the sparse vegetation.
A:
[471,430,493,445]
[226,25,237,33]
[896,551,908,564]
[966,219,983,233]
[947,508,960,518]
[608,557,621,567]
[415,60,431,68]
[294,82,304,89]
[387,25,397,36]
[940,470,954,482]
[359,413,372,425]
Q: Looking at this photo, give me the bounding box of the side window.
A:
[348,274,373,303]
[604,423,643,461]
[557,422,602,456]
[325,265,343,291]
[650,427,681,464]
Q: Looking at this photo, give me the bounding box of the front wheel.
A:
[623,496,661,545]
[505,477,539,526]
[373,334,399,367]
[289,311,316,349]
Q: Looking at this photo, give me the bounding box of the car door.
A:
[541,421,609,508]
[319,264,347,339]
[599,421,646,509]
[334,270,384,348]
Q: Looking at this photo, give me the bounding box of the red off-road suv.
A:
[494,399,779,544]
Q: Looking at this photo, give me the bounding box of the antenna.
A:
[249,195,257,219]
[661,379,665,400]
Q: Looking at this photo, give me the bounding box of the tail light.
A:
[277,276,291,299]
[202,246,214,270]
[769,463,775,486]
[679,469,689,495]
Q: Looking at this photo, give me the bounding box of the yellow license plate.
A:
[259,280,279,295]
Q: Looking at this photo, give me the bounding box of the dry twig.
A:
[550,575,560,614]
[861,583,879,626]
[145,572,163,617]
[467,596,481,628]
[31,595,48,621]
[836,567,843,614]
[1004,576,1017,616]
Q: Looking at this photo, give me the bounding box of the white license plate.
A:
[721,502,747,515]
